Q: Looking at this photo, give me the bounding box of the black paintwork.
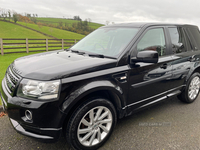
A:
[12,51,117,80]
[1,22,200,141]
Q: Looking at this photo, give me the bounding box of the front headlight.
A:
[17,79,60,100]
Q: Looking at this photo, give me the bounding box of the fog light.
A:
[25,110,32,120]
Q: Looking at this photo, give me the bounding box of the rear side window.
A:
[187,28,200,50]
[168,27,187,53]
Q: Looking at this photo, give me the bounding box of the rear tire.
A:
[178,72,200,103]
[66,98,117,150]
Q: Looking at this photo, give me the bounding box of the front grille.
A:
[5,65,21,95]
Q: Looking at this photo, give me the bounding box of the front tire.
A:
[66,98,117,150]
[178,72,200,103]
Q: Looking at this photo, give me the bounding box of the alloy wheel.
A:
[188,76,200,100]
[77,106,113,146]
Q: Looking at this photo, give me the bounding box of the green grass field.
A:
[0,21,51,53]
[36,17,104,29]
[0,21,84,53]
[0,51,45,105]
[0,21,49,38]
[17,21,85,39]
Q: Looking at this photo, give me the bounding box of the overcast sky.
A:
[1,0,200,26]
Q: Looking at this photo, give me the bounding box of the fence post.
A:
[0,38,4,55]
[75,39,76,44]
[62,39,64,49]
[46,39,48,51]
[26,38,29,53]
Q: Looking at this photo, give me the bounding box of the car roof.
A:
[101,22,198,28]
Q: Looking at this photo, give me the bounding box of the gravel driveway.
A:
[1,96,200,150]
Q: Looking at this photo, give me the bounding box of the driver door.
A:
[127,27,174,112]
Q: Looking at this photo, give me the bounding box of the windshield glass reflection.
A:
[71,27,139,57]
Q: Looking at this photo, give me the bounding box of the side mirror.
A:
[131,50,158,64]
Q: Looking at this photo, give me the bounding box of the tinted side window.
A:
[187,28,200,50]
[137,28,166,56]
[168,27,186,53]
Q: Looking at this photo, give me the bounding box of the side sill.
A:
[123,85,185,110]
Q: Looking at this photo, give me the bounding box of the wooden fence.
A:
[0,38,79,55]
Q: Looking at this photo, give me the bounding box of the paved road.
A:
[1,96,200,150]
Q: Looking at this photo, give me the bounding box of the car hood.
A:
[12,50,117,80]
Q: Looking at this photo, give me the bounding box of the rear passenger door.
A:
[167,26,195,89]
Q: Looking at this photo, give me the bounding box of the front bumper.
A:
[10,118,61,141]
[1,77,65,141]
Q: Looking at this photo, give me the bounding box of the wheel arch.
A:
[60,81,126,133]
[192,66,200,74]
[185,65,200,83]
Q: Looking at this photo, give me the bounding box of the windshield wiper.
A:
[69,49,115,59]
[71,49,79,53]
[88,53,104,58]
[71,49,85,55]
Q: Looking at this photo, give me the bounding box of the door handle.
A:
[160,63,168,69]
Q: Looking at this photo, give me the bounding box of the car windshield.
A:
[70,27,139,58]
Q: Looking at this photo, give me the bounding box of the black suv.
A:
[1,23,200,150]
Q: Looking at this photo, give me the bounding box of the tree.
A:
[8,10,11,21]
[4,13,7,20]
[83,20,88,26]
[65,22,68,27]
[30,15,37,24]
[32,17,37,24]
[87,18,91,24]
[13,13,18,23]
[0,8,2,18]
[19,15,31,23]
[58,21,63,27]
[106,20,110,25]
[26,13,31,18]
[1,8,7,20]
[73,16,81,21]
[67,20,94,35]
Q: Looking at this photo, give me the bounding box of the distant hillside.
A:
[36,17,104,29]
[0,21,49,38]
[17,21,85,39]
[0,20,85,54]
